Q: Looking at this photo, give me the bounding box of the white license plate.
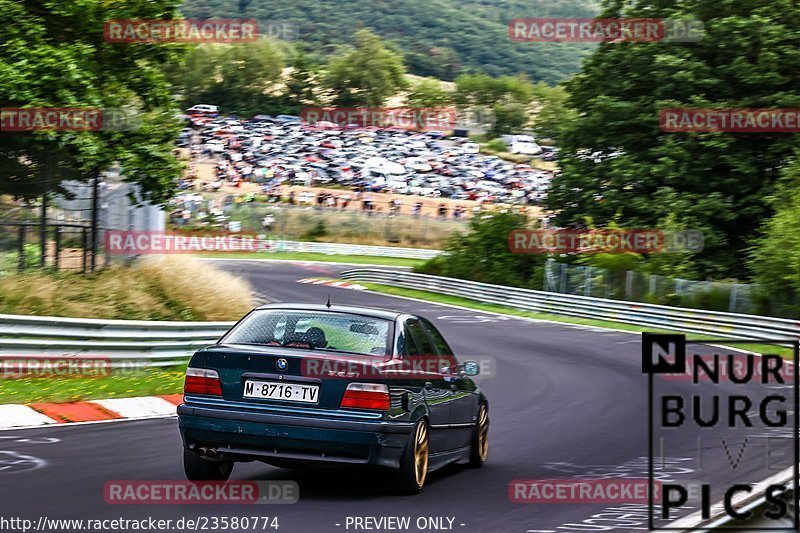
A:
[243,380,319,403]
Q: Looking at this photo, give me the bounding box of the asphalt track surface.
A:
[0,260,794,533]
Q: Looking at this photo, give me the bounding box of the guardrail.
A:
[0,314,233,367]
[265,241,441,260]
[339,268,800,530]
[339,269,800,340]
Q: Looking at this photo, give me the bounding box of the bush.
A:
[676,287,732,312]
[749,154,800,317]
[484,139,507,152]
[301,220,329,241]
[415,210,545,288]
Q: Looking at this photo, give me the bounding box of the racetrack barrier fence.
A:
[339,268,800,340]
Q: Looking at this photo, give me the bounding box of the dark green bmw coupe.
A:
[178,303,489,493]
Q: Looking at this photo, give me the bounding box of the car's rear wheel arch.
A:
[409,405,430,425]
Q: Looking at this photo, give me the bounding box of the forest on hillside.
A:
[180,0,599,83]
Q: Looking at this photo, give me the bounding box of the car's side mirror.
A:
[462,361,480,376]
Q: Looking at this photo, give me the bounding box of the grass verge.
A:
[0,366,186,405]
[0,256,253,320]
[197,252,426,267]
[361,282,794,358]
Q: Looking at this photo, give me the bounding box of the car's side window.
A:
[397,328,417,356]
[405,319,434,357]
[421,319,454,358]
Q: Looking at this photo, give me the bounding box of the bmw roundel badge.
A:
[276,358,289,372]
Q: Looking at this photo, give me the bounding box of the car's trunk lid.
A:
[198,344,392,410]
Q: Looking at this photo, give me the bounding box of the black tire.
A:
[468,403,489,468]
[392,418,429,494]
[183,449,234,482]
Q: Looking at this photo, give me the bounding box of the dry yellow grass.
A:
[273,206,466,248]
[0,256,253,320]
[134,256,253,320]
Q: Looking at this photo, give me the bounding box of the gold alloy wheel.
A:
[477,404,489,461]
[414,422,429,488]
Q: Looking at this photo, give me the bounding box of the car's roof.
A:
[254,302,403,320]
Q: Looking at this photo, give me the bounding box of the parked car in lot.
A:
[204,139,225,153]
[178,303,489,494]
[187,104,219,116]
[403,157,433,172]
[189,114,557,205]
[461,142,480,155]
[509,141,542,155]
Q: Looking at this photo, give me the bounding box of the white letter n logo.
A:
[643,333,686,374]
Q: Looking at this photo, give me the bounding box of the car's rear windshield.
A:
[222,310,392,356]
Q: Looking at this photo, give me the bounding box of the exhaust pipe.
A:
[197,446,209,456]
[206,448,219,458]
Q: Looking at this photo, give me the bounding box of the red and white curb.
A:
[0,394,182,429]
[297,278,367,291]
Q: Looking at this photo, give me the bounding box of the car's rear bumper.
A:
[178,403,413,469]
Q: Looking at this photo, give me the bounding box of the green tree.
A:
[1,0,186,203]
[490,103,528,136]
[181,0,596,84]
[323,29,407,107]
[416,210,545,288]
[455,73,536,136]
[455,73,534,108]
[285,51,318,108]
[168,41,284,116]
[406,78,453,108]
[530,82,576,142]
[546,0,800,278]
[749,154,800,316]
[403,45,461,81]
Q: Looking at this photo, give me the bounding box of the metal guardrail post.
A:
[82,228,88,274]
[17,225,25,272]
[54,226,60,271]
[584,266,592,297]
[625,270,633,299]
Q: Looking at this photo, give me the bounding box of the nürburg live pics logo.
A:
[642,333,799,530]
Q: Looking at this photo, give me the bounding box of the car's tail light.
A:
[184,367,223,396]
[340,383,390,410]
